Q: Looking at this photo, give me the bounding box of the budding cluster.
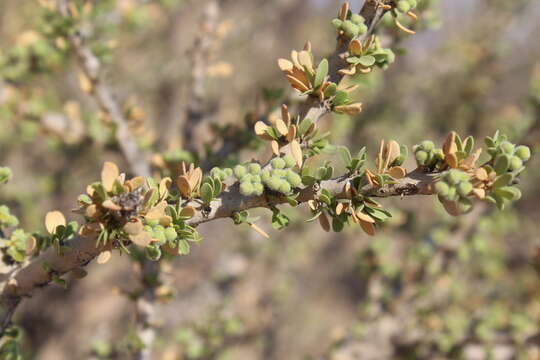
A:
[489,141,530,174]
[434,169,474,213]
[210,167,233,182]
[396,0,418,14]
[332,10,368,39]
[234,163,264,196]
[414,140,444,168]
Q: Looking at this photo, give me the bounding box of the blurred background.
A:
[1,0,540,359]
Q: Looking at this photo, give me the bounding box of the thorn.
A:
[394,18,416,35]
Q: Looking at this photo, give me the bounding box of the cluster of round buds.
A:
[143,222,178,245]
[434,169,474,213]
[234,163,264,196]
[260,155,302,196]
[396,0,418,14]
[0,205,19,228]
[210,167,233,182]
[332,2,368,39]
[491,141,531,174]
[414,140,444,168]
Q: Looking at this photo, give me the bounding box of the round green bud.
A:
[240,173,253,183]
[143,225,153,233]
[248,163,261,174]
[457,182,473,197]
[261,170,271,183]
[253,183,264,196]
[252,175,261,184]
[500,141,514,155]
[357,23,368,35]
[271,157,286,169]
[515,145,531,162]
[234,165,247,179]
[224,168,233,177]
[279,181,291,195]
[397,0,411,13]
[286,171,302,187]
[342,20,359,38]
[146,219,159,226]
[457,198,473,214]
[283,155,296,168]
[165,227,178,242]
[385,48,396,64]
[447,169,465,185]
[434,181,450,197]
[408,0,418,8]
[421,140,435,152]
[446,187,457,201]
[433,149,444,160]
[331,18,343,29]
[240,182,254,196]
[350,14,364,25]
[273,169,286,177]
[509,156,523,171]
[6,215,18,227]
[267,176,282,191]
[154,228,166,244]
[210,167,221,178]
[415,150,429,165]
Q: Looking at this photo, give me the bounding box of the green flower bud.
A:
[224,168,233,177]
[165,227,178,241]
[447,187,457,201]
[240,182,254,196]
[331,18,343,29]
[146,219,159,226]
[500,141,514,155]
[248,163,261,174]
[342,20,359,38]
[415,150,429,165]
[509,156,523,171]
[350,14,364,25]
[279,181,291,195]
[273,169,286,177]
[252,175,261,184]
[283,155,296,168]
[240,174,253,183]
[286,170,302,187]
[447,169,465,185]
[434,181,450,197]
[357,23,368,35]
[421,140,435,152]
[210,167,222,178]
[143,225,153,233]
[253,183,264,196]
[408,0,418,8]
[457,182,473,197]
[261,170,271,183]
[433,149,444,160]
[267,176,282,191]
[234,165,247,179]
[271,157,286,169]
[397,0,411,13]
[515,145,531,162]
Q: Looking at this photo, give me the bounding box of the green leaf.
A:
[338,146,352,167]
[492,173,513,189]
[333,91,349,106]
[200,183,214,204]
[298,118,313,136]
[494,154,510,175]
[358,55,376,67]
[324,83,338,98]
[272,211,290,230]
[332,217,344,232]
[463,136,474,155]
[178,240,190,255]
[314,58,329,89]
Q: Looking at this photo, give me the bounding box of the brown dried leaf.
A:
[339,2,349,20]
[356,211,375,224]
[97,250,112,264]
[472,188,486,200]
[286,125,297,143]
[290,50,302,69]
[443,131,457,156]
[336,203,345,215]
[291,139,303,168]
[180,206,196,218]
[286,75,311,93]
[475,167,488,181]
[360,220,375,236]
[126,176,145,191]
[176,176,192,197]
[277,58,294,73]
[101,161,119,192]
[130,231,152,247]
[254,121,269,136]
[446,153,459,169]
[386,140,401,167]
[45,211,66,234]
[146,201,167,220]
[319,211,330,232]
[334,103,362,115]
[123,218,143,235]
[349,39,362,55]
[387,166,406,179]
[84,204,99,219]
[159,177,172,199]
[271,140,281,156]
[281,104,290,126]
[275,118,289,137]
[298,50,314,72]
